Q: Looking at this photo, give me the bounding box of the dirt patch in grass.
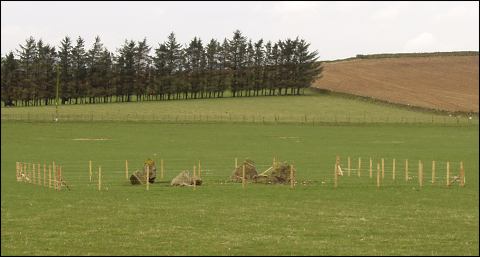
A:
[72,138,111,141]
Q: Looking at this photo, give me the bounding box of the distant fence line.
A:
[1,112,477,125]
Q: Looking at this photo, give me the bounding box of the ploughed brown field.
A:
[312,55,479,113]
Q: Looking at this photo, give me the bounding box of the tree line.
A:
[1,30,322,107]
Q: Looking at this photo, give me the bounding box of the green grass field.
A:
[1,92,479,255]
[1,89,477,124]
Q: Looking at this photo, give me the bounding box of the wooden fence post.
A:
[432,160,435,184]
[57,166,61,191]
[53,165,57,189]
[27,163,31,183]
[193,165,196,190]
[54,166,57,190]
[198,160,201,178]
[20,163,23,182]
[16,162,19,181]
[24,163,27,183]
[146,165,149,191]
[290,164,294,189]
[98,166,102,191]
[125,160,129,180]
[52,162,55,187]
[369,157,372,178]
[59,166,62,191]
[348,156,351,176]
[20,162,23,182]
[446,161,450,187]
[376,163,380,188]
[43,163,46,187]
[49,164,52,188]
[89,160,92,182]
[52,166,55,190]
[32,163,36,184]
[405,159,409,182]
[358,157,361,177]
[20,162,23,181]
[460,161,465,187]
[392,159,396,181]
[35,163,38,185]
[381,158,384,179]
[242,164,246,189]
[38,163,41,185]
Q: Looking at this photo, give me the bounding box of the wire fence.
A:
[13,156,469,191]
[335,156,467,188]
[1,111,478,126]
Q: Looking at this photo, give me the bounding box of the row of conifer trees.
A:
[1,30,322,106]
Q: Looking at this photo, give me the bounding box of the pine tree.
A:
[134,38,151,101]
[294,39,322,95]
[71,36,87,104]
[263,41,273,96]
[87,36,105,103]
[98,49,113,102]
[227,30,247,97]
[17,37,37,106]
[32,39,44,105]
[1,52,20,106]
[278,39,298,95]
[245,40,255,96]
[253,39,264,96]
[40,43,57,106]
[153,43,168,100]
[58,36,73,104]
[118,40,136,102]
[270,42,280,95]
[164,32,183,100]
[218,39,230,97]
[185,37,206,99]
[205,39,220,98]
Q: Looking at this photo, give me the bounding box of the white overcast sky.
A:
[1,1,478,60]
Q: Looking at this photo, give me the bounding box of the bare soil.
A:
[313,55,479,113]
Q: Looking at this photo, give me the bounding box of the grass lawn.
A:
[1,121,478,255]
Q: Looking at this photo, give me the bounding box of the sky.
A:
[1,1,479,61]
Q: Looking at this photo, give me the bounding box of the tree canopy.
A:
[1,30,322,106]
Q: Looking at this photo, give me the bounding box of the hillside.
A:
[313,54,479,113]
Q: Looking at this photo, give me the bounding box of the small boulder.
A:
[171,170,202,186]
[129,159,157,185]
[231,159,258,182]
